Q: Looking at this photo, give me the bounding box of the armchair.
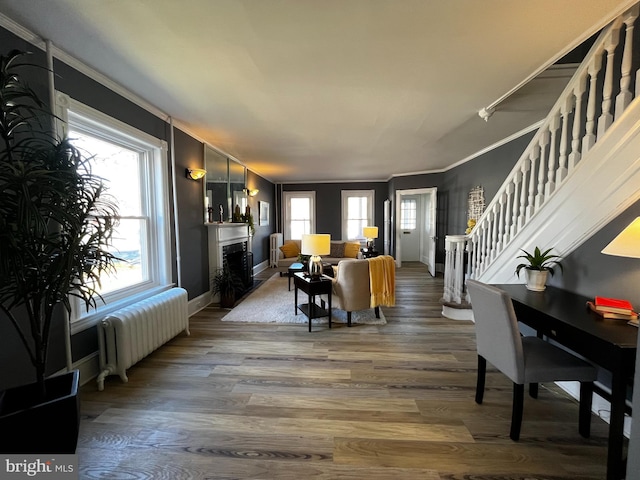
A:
[331,256,395,326]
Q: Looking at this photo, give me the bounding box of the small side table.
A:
[287,262,305,291]
[293,272,332,332]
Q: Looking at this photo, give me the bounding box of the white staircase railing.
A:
[443,3,640,308]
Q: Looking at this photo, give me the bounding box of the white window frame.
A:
[283,191,316,240]
[55,92,172,332]
[341,190,374,241]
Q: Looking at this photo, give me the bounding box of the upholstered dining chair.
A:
[466,279,597,441]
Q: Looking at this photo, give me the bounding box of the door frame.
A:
[395,187,437,273]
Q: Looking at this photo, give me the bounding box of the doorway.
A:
[395,187,437,276]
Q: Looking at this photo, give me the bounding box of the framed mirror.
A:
[204,145,246,222]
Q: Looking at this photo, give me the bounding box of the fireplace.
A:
[207,223,253,301]
[223,241,254,293]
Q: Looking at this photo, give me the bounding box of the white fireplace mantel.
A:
[206,223,252,276]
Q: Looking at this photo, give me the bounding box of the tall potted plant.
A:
[515,246,563,291]
[0,51,119,452]
[211,266,244,308]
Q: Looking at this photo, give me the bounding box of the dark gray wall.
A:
[174,127,209,299]
[0,30,68,389]
[0,27,277,390]
[547,198,640,308]
[388,132,535,264]
[247,170,277,265]
[281,182,387,240]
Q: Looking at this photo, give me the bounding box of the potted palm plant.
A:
[211,266,244,308]
[515,246,563,291]
[0,51,119,453]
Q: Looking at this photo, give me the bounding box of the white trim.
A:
[188,291,213,317]
[390,121,544,180]
[341,189,375,241]
[56,92,173,329]
[283,191,316,240]
[395,187,437,268]
[479,0,638,118]
[556,381,632,438]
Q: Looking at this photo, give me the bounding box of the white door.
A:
[395,187,437,275]
[422,190,437,277]
[400,195,420,261]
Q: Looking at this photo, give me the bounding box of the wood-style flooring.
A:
[77,262,611,479]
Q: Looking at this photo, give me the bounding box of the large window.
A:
[341,190,374,241]
[283,191,315,239]
[56,93,171,328]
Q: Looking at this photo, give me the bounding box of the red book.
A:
[594,296,635,314]
[587,301,638,320]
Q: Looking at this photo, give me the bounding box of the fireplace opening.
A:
[223,241,254,294]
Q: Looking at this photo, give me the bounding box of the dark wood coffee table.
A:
[293,272,332,332]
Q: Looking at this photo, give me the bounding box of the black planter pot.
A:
[0,369,80,453]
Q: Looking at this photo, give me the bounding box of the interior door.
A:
[422,190,437,276]
[395,187,437,273]
[400,195,420,261]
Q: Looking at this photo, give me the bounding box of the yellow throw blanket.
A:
[368,255,395,307]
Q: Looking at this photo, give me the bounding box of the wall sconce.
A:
[186,168,206,180]
[243,188,259,197]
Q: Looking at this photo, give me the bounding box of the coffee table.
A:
[293,272,332,332]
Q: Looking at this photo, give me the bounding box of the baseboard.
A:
[555,381,631,438]
[253,259,269,275]
[188,291,213,316]
[53,352,100,388]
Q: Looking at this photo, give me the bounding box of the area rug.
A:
[221,273,386,325]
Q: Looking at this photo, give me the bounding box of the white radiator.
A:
[96,287,190,391]
[270,233,283,267]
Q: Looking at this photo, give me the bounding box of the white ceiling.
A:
[0,0,634,182]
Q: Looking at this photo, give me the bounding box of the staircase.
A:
[443,3,640,317]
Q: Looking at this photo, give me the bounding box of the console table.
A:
[293,272,332,332]
[495,283,637,480]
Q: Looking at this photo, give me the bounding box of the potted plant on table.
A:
[0,51,120,453]
[515,246,563,291]
[211,266,245,308]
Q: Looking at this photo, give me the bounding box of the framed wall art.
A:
[259,201,269,226]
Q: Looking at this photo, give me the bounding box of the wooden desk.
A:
[495,284,637,480]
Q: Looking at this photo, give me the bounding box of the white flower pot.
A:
[525,269,548,291]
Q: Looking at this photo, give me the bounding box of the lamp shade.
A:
[601,217,640,258]
[363,226,379,239]
[301,234,331,256]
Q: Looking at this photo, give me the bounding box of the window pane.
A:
[401,199,417,229]
[344,194,370,240]
[69,129,148,295]
[289,197,311,239]
[99,218,149,295]
[70,130,142,215]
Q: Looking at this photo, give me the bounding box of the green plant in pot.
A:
[515,246,563,291]
[0,51,120,453]
[211,266,245,308]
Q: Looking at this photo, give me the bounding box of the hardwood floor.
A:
[78,262,611,479]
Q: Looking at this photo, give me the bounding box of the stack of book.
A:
[586,296,638,327]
